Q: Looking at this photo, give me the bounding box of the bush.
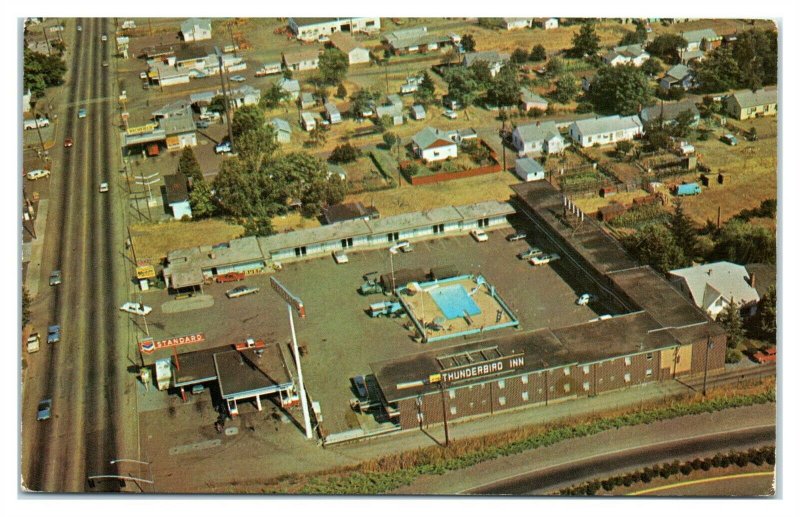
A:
[700,459,711,471]
[726,348,743,363]
[680,463,692,475]
[328,143,360,164]
[691,458,702,471]
[601,479,614,492]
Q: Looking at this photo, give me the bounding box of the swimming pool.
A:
[428,284,482,320]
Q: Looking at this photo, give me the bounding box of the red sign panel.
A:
[139,333,205,354]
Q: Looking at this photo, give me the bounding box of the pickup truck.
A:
[23,117,50,130]
[26,332,41,353]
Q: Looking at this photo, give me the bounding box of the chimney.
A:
[749,273,756,288]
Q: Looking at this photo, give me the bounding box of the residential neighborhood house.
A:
[277,78,301,101]
[639,100,701,127]
[271,118,292,143]
[519,87,549,112]
[180,18,212,42]
[383,27,456,55]
[411,127,459,162]
[164,173,192,220]
[541,18,559,30]
[669,261,760,319]
[463,51,511,77]
[659,64,696,92]
[503,18,533,30]
[603,44,650,67]
[725,88,778,120]
[288,17,381,42]
[512,121,566,156]
[568,115,643,148]
[328,32,371,65]
[515,157,546,182]
[282,47,321,72]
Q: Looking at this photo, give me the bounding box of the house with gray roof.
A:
[282,47,320,71]
[725,88,778,120]
[376,94,404,125]
[383,26,454,55]
[288,17,380,42]
[503,18,533,30]
[411,104,426,120]
[519,88,549,112]
[228,84,261,108]
[659,64,696,91]
[180,18,212,42]
[159,106,197,150]
[299,91,316,109]
[568,115,643,148]
[271,118,292,143]
[639,100,700,127]
[669,261,760,319]
[277,78,301,100]
[515,157,545,182]
[680,29,721,51]
[462,51,511,77]
[324,102,342,124]
[603,44,650,67]
[512,121,566,156]
[411,127,458,162]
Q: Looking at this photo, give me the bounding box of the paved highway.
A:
[22,18,134,492]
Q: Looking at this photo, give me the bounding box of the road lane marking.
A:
[627,471,775,495]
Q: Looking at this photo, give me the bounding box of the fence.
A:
[403,140,503,186]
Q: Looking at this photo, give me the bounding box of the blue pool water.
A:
[428,284,482,320]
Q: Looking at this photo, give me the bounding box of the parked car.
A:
[215,141,232,154]
[352,375,368,398]
[530,253,560,266]
[49,270,62,286]
[589,314,613,322]
[576,293,598,306]
[78,108,87,118]
[37,399,52,421]
[47,325,61,344]
[721,133,738,146]
[99,182,109,193]
[226,286,260,299]
[389,241,414,253]
[77,25,82,31]
[506,231,528,242]
[63,138,73,148]
[517,247,544,260]
[229,75,246,82]
[216,272,245,283]
[443,109,458,119]
[26,332,41,353]
[196,120,210,129]
[26,169,51,181]
[752,346,777,364]
[120,302,152,315]
[333,250,349,264]
[139,71,148,80]
[470,229,488,242]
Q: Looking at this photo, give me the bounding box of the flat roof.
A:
[172,345,226,387]
[213,343,293,399]
[164,236,266,288]
[259,218,373,253]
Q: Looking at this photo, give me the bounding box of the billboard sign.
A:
[270,276,306,318]
[139,332,205,354]
[439,354,525,384]
[126,123,158,136]
[136,265,156,279]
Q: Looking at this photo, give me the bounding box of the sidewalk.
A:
[23,200,49,297]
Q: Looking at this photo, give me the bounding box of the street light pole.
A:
[438,378,450,447]
[288,305,313,439]
[702,334,713,397]
[215,47,235,151]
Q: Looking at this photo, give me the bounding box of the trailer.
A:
[368,301,404,318]
[674,182,701,196]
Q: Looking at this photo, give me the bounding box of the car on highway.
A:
[352,375,368,398]
[49,270,62,286]
[77,25,82,31]
[78,108,87,118]
[26,169,51,181]
[530,253,560,266]
[47,325,61,344]
[226,286,260,299]
[101,33,107,42]
[333,250,349,264]
[120,302,152,316]
[99,182,109,193]
[470,229,488,242]
[26,332,41,353]
[229,74,246,82]
[506,231,528,242]
[517,247,544,260]
[215,141,232,154]
[63,137,73,148]
[576,293,598,306]
[36,399,52,421]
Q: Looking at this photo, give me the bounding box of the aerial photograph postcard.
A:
[18,10,779,498]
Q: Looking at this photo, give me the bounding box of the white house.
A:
[22,89,32,114]
[300,112,318,131]
[271,118,292,143]
[324,102,342,124]
[329,32,371,65]
[669,261,760,319]
[411,104,426,120]
[463,51,511,78]
[277,78,301,101]
[376,94,404,125]
[515,157,545,181]
[288,17,381,42]
[519,88,549,112]
[725,88,778,121]
[164,173,192,220]
[603,44,650,67]
[180,18,212,42]
[542,18,559,30]
[282,47,320,72]
[503,18,533,30]
[512,121,566,156]
[680,29,721,52]
[411,127,458,162]
[228,85,261,108]
[568,115,643,148]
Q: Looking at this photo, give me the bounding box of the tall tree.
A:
[641,57,663,77]
[646,34,688,65]
[624,223,686,274]
[553,73,579,103]
[545,56,564,77]
[588,64,652,115]
[469,60,494,89]
[22,287,31,328]
[189,180,216,219]
[318,47,349,85]
[487,64,520,107]
[732,29,778,89]
[444,66,479,107]
[712,218,776,265]
[718,300,744,349]
[530,44,547,62]
[695,47,741,93]
[511,48,529,64]
[177,147,204,184]
[619,21,647,46]
[668,200,698,265]
[259,82,290,109]
[414,71,436,106]
[756,285,777,341]
[23,48,67,98]
[461,34,476,52]
[231,104,266,139]
[571,22,600,57]
[350,88,380,116]
[307,126,327,147]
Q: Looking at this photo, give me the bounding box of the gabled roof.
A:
[730,88,777,109]
[513,121,561,143]
[329,32,365,54]
[639,100,700,124]
[516,157,544,176]
[664,64,692,81]
[669,261,759,311]
[282,47,320,65]
[411,104,426,116]
[411,127,456,150]
[324,101,340,114]
[571,115,642,137]
[164,173,189,204]
[181,18,211,34]
[271,118,291,134]
[681,28,720,44]
[463,51,510,67]
[520,87,548,106]
[277,78,300,93]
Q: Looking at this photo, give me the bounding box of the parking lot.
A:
[138,216,627,435]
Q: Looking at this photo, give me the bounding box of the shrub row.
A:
[290,388,775,495]
[369,150,399,183]
[559,446,776,496]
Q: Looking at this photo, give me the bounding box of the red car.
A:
[753,347,777,364]
[64,138,73,148]
[216,272,245,283]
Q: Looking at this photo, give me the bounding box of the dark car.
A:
[47,325,61,344]
[49,270,62,286]
[506,231,528,242]
[352,375,368,398]
[37,399,52,421]
[196,120,210,129]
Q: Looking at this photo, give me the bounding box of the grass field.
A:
[131,219,244,262]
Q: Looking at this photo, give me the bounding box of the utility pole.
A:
[42,23,51,55]
[702,334,713,397]
[438,378,450,446]
[33,112,47,159]
[215,47,235,150]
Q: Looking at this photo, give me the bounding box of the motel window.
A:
[646,368,653,377]
[498,397,506,406]
[563,383,571,393]
[387,232,399,242]
[341,237,353,248]
[521,375,529,385]
[583,382,590,392]
[449,389,456,399]
[497,380,505,389]
[583,365,590,375]
[522,391,529,401]
[624,373,631,383]
[624,356,632,366]
[294,246,307,257]
[450,406,457,416]
[646,353,653,360]
[563,367,571,376]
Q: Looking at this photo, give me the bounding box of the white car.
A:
[576,293,598,306]
[530,253,560,266]
[333,250,349,264]
[443,109,458,119]
[229,75,246,82]
[120,302,152,316]
[26,169,51,180]
[99,182,109,193]
[470,229,488,242]
[226,286,260,299]
[101,34,108,42]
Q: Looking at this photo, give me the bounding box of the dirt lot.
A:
[131,219,244,262]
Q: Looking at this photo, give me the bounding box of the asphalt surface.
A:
[21,19,132,492]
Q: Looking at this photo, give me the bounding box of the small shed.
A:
[514,157,545,182]
[301,112,317,131]
[597,203,626,222]
[271,118,292,143]
[324,102,342,124]
[411,104,426,120]
[300,92,316,109]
